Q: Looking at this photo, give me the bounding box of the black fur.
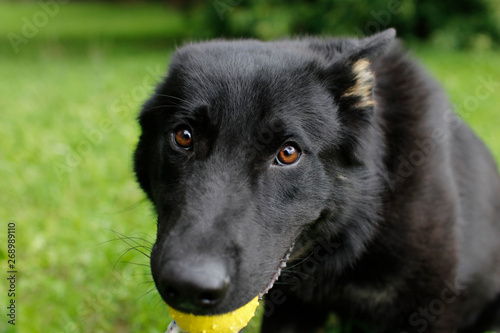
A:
[134,29,500,332]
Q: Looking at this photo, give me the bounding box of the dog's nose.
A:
[158,259,230,313]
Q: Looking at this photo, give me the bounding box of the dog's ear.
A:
[354,28,396,62]
[315,29,396,163]
[320,29,396,112]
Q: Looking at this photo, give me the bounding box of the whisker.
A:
[137,280,155,289]
[119,244,151,260]
[101,237,153,250]
[148,104,184,111]
[104,229,153,271]
[152,94,198,111]
[257,255,309,270]
[283,252,315,271]
[153,93,189,104]
[119,261,150,268]
[136,285,161,303]
[130,271,153,276]
[154,295,166,310]
[106,229,153,256]
[108,198,150,214]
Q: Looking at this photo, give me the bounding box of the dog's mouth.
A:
[258,242,294,300]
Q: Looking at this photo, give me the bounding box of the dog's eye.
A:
[276,144,301,165]
[174,127,193,149]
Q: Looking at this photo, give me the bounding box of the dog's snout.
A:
[158,259,230,313]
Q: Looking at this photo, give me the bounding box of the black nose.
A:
[158,259,230,313]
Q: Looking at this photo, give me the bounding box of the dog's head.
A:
[134,30,395,315]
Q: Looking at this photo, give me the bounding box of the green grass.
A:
[1,2,500,333]
[414,46,500,163]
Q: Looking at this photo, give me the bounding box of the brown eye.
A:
[277,144,300,165]
[174,127,193,149]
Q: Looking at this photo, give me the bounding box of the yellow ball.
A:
[166,296,260,333]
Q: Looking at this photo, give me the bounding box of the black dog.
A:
[134,29,500,332]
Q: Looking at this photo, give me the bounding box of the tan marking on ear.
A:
[342,59,376,108]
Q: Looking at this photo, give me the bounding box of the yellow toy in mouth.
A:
[166,296,260,333]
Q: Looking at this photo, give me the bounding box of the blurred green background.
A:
[1,0,500,332]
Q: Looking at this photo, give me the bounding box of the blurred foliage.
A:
[178,0,500,50]
[4,0,499,50]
